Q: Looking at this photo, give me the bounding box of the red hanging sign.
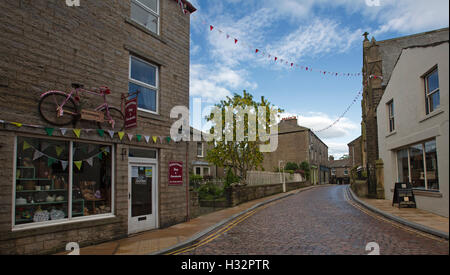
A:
[124,97,138,130]
[169,162,184,186]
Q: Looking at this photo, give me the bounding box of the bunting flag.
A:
[144,136,150,143]
[166,137,172,144]
[73,129,81,138]
[152,136,158,143]
[23,141,31,151]
[159,136,165,144]
[45,127,55,137]
[201,22,362,79]
[86,157,94,167]
[97,129,105,137]
[60,160,68,171]
[118,132,125,141]
[74,161,83,171]
[98,152,103,160]
[60,128,68,136]
[55,146,64,157]
[48,157,57,167]
[11,122,23,128]
[33,150,44,161]
[128,133,134,142]
[108,130,115,139]
[136,135,142,142]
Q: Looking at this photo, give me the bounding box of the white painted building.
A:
[377,40,449,217]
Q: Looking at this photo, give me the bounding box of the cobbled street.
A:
[180,186,449,255]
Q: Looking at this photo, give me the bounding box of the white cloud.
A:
[190,64,258,103]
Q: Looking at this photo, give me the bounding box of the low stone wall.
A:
[189,189,200,218]
[199,199,228,208]
[226,181,310,207]
[351,180,368,198]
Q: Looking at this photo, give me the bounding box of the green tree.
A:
[285,162,299,171]
[299,161,311,181]
[205,91,283,179]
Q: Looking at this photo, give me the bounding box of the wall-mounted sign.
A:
[169,162,183,186]
[125,97,138,130]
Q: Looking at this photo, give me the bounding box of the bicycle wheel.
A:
[39,92,78,126]
[97,107,125,132]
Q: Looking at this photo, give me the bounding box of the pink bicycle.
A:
[38,83,125,131]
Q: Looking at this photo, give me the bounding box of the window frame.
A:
[12,136,115,231]
[129,55,160,115]
[131,0,160,35]
[196,142,204,158]
[395,139,439,191]
[424,67,440,115]
[387,100,395,133]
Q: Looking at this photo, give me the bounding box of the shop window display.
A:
[72,142,112,217]
[15,137,70,225]
[15,137,113,227]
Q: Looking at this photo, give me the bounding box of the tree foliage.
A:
[205,91,283,179]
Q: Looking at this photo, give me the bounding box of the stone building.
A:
[361,27,449,197]
[377,36,448,217]
[188,128,223,179]
[261,118,330,185]
[348,136,363,169]
[0,0,196,254]
[329,158,351,185]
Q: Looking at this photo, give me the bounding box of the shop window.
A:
[14,137,114,227]
[72,142,112,217]
[396,140,439,191]
[15,137,69,226]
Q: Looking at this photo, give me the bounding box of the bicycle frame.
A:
[40,88,115,124]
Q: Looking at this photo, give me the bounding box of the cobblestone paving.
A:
[181,185,449,255]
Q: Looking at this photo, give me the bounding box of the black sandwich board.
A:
[392,182,417,208]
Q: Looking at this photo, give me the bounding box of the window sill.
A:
[4,215,120,241]
[420,109,444,123]
[124,17,167,45]
[386,130,397,138]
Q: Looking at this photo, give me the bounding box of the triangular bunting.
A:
[74,161,83,171]
[48,158,56,167]
[108,130,115,139]
[118,132,125,141]
[98,152,103,160]
[60,160,68,171]
[33,150,44,161]
[144,136,150,143]
[55,146,64,157]
[152,136,158,143]
[73,129,81,138]
[45,128,55,136]
[86,157,94,167]
[136,135,142,142]
[60,128,68,136]
[166,137,171,143]
[11,122,22,127]
[128,133,133,141]
[23,141,31,151]
[97,129,105,137]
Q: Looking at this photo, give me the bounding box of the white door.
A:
[128,163,157,235]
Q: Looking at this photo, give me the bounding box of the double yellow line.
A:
[166,209,260,255]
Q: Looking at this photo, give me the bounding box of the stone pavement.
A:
[357,195,449,236]
[57,185,324,255]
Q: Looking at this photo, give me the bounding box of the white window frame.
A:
[194,166,202,176]
[131,0,160,35]
[129,55,159,115]
[197,142,204,158]
[203,167,211,177]
[424,68,440,115]
[12,137,115,231]
[387,100,395,133]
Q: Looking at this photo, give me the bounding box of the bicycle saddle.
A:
[71,83,84,89]
[99,86,111,95]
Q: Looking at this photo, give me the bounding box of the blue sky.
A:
[187,0,449,157]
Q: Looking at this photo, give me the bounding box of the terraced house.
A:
[0,0,196,254]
